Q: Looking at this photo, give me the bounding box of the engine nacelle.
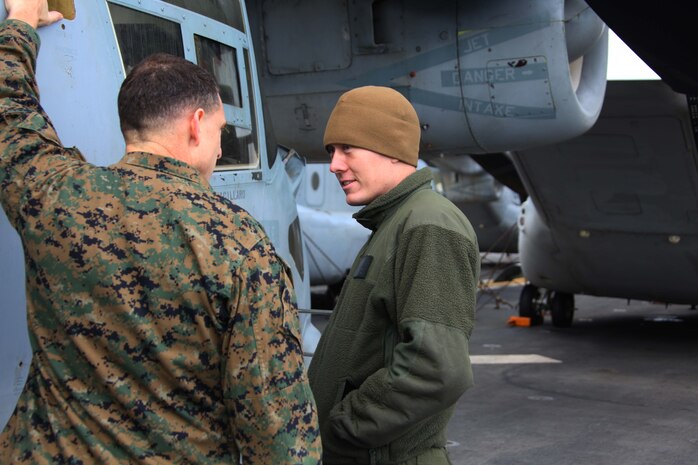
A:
[250,0,608,159]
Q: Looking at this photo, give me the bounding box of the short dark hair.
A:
[118,53,220,139]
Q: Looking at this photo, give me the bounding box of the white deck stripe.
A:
[471,354,561,364]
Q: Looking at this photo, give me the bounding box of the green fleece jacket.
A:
[308,169,480,465]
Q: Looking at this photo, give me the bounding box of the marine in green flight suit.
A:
[309,86,480,465]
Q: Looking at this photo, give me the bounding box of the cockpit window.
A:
[109,5,184,71]
[108,1,259,171]
[194,35,258,168]
[195,36,242,108]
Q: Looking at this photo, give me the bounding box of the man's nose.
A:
[329,152,345,173]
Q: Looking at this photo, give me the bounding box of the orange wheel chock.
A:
[507,316,531,327]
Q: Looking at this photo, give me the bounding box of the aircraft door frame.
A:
[108,0,263,177]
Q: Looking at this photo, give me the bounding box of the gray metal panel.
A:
[518,82,698,235]
[262,0,351,74]
[347,0,405,55]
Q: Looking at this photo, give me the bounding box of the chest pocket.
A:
[332,254,379,331]
[352,255,373,279]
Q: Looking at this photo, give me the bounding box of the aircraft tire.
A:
[519,284,543,326]
[550,292,575,328]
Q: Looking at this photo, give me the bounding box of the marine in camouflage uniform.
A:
[0,13,320,465]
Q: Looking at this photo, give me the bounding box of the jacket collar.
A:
[117,152,208,187]
[353,168,433,231]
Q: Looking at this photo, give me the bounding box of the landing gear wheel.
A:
[550,292,575,327]
[519,284,543,326]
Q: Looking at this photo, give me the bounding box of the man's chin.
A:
[344,195,364,207]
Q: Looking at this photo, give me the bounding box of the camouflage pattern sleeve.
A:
[223,235,321,464]
[0,20,86,228]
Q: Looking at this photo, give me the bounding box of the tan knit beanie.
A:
[323,86,420,166]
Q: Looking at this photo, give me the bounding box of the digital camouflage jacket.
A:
[0,19,320,465]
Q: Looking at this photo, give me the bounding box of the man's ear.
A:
[189,108,206,145]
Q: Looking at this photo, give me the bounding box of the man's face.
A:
[328,144,400,206]
[198,98,227,180]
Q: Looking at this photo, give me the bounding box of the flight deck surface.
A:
[311,260,698,465]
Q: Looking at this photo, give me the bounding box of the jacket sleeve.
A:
[222,235,321,465]
[328,222,479,447]
[0,19,85,229]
